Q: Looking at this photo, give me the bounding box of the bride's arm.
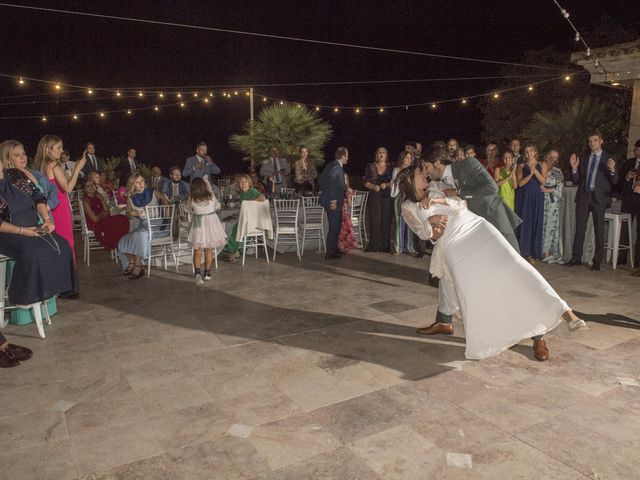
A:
[401,201,433,240]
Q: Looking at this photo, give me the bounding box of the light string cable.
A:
[551,0,607,74]
[257,73,581,110]
[0,2,577,72]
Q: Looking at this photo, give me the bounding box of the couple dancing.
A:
[398,147,586,361]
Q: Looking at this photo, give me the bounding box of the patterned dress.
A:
[338,190,358,253]
[541,167,564,261]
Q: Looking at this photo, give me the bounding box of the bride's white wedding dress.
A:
[402,196,567,359]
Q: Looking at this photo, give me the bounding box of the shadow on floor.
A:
[573,310,640,330]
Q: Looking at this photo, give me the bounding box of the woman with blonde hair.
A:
[222,173,267,262]
[37,135,86,264]
[516,143,547,262]
[117,174,169,279]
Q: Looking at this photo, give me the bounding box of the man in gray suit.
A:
[438,150,521,252]
[260,146,291,193]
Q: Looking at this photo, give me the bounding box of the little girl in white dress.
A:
[186,178,227,284]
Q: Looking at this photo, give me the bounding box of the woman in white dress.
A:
[397,160,586,361]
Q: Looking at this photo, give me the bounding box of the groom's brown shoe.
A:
[533,339,549,361]
[416,322,453,336]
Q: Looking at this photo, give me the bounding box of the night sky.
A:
[0,0,636,177]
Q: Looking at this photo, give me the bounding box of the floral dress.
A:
[541,167,564,261]
[338,190,358,253]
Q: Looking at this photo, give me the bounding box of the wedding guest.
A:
[81,142,104,178]
[117,174,169,279]
[87,171,110,205]
[390,150,415,255]
[149,166,167,192]
[494,151,517,210]
[183,142,220,183]
[319,148,348,259]
[510,138,524,164]
[1,140,58,211]
[38,135,86,265]
[516,143,547,262]
[99,172,115,197]
[186,177,227,283]
[338,173,358,254]
[250,171,268,196]
[455,147,465,162]
[293,145,318,193]
[162,166,190,203]
[541,150,564,263]
[222,174,266,262]
[565,130,618,270]
[447,138,459,161]
[464,145,476,159]
[260,146,290,193]
[60,150,75,180]
[619,139,640,271]
[117,148,140,186]
[81,180,129,250]
[0,159,77,342]
[481,143,500,177]
[363,147,393,252]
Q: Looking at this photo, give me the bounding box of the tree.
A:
[523,97,628,170]
[229,104,333,167]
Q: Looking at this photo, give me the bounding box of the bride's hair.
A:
[396,165,421,203]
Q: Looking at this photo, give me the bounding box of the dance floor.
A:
[1,247,639,479]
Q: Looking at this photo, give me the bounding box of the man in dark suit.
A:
[81,142,104,178]
[318,147,348,259]
[117,147,140,186]
[565,130,619,270]
[619,138,640,270]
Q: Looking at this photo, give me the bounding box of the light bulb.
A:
[18,77,24,85]
[334,108,339,112]
[127,109,132,115]
[262,97,267,102]
[99,112,105,118]
[180,102,185,107]
[355,108,360,113]
[88,88,93,95]
[193,92,198,97]
[528,85,534,91]
[54,83,61,90]
[116,90,121,97]
[493,93,499,99]
[575,32,580,42]
[461,99,467,104]
[154,106,159,111]
[41,116,47,122]
[159,92,164,98]
[431,103,437,109]
[138,91,144,97]
[72,114,78,120]
[204,98,209,103]
[379,108,384,112]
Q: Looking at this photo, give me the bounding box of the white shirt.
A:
[442,164,454,186]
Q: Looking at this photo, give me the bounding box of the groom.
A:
[439,150,521,252]
[414,147,549,361]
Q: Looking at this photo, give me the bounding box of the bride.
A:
[396,155,586,361]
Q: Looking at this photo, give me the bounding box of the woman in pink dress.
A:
[36,135,86,264]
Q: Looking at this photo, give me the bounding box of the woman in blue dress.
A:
[515,143,547,262]
[118,174,169,279]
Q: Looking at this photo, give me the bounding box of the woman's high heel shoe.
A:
[128,266,145,280]
[568,319,588,331]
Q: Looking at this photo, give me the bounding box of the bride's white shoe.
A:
[568,319,588,331]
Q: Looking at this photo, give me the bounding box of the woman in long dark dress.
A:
[0,163,77,367]
[515,143,547,262]
[363,147,393,252]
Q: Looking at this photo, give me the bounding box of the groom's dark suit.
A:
[451,157,521,253]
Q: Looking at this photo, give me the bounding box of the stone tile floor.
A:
[1,248,639,479]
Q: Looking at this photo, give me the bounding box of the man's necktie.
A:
[91,156,97,170]
[586,153,597,192]
[274,159,281,184]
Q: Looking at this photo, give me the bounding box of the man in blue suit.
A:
[162,166,190,203]
[319,147,348,259]
[182,141,220,183]
[565,130,619,271]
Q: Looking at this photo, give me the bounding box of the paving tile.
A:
[0,440,76,480]
[249,414,342,470]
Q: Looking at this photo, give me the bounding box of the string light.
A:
[493,93,500,99]
[193,92,198,97]
[316,107,320,111]
[159,92,164,98]
[234,91,239,95]
[18,77,24,85]
[262,97,267,102]
[99,112,105,118]
[355,108,360,113]
[54,83,61,90]
[41,116,47,122]
[431,103,437,109]
[153,105,159,111]
[87,88,93,95]
[279,101,284,105]
[209,92,213,97]
[564,75,571,81]
[333,108,339,112]
[116,90,121,97]
[528,85,534,91]
[379,107,384,112]
[127,109,132,115]
[461,99,467,104]
[138,91,144,97]
[203,97,209,103]
[177,92,182,98]
[180,102,185,107]
[72,114,78,120]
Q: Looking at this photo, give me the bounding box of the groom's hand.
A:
[431,224,445,240]
[428,214,448,228]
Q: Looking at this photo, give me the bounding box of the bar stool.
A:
[604,212,634,270]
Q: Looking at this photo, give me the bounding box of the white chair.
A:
[301,196,326,256]
[144,204,178,277]
[112,190,127,210]
[358,190,369,245]
[0,254,52,338]
[67,190,82,232]
[272,198,301,261]
[78,197,104,267]
[604,212,634,270]
[237,201,271,266]
[349,192,365,247]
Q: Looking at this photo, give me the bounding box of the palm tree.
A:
[229,104,333,168]
[523,97,627,169]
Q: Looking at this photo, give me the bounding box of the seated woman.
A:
[87,171,111,206]
[0,140,59,212]
[223,173,266,262]
[397,151,585,361]
[117,174,169,279]
[99,171,115,198]
[0,162,77,367]
[82,180,129,250]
